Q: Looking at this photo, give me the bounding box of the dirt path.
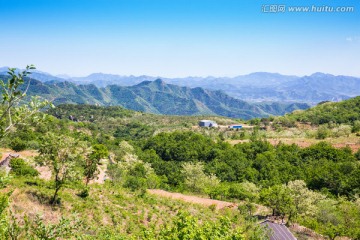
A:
[0,149,38,161]
[148,189,237,210]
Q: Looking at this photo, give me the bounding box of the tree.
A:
[36,134,83,204]
[80,143,108,186]
[260,185,295,222]
[287,180,325,217]
[0,65,52,139]
[316,199,345,240]
[181,162,220,193]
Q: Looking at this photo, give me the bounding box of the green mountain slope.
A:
[2,75,310,119]
[285,96,360,124]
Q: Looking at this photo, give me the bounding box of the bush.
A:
[10,137,27,152]
[124,176,146,192]
[352,120,360,133]
[9,158,39,177]
[316,125,330,139]
[0,170,11,189]
[228,182,259,201]
[77,188,89,198]
[355,149,360,161]
[26,140,40,150]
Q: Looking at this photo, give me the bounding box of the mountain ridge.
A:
[2,67,360,104]
[0,73,310,119]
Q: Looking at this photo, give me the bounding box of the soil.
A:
[148,189,237,210]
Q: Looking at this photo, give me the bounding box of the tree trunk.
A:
[51,186,60,205]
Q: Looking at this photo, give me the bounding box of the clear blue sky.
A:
[0,0,359,77]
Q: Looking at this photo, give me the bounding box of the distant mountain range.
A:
[0,72,309,119]
[2,67,359,104]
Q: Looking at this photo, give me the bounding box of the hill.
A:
[0,74,309,119]
[284,96,360,125]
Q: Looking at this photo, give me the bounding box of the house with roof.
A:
[198,120,218,128]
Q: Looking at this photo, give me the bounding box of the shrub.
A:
[351,120,360,133]
[316,125,330,139]
[124,176,146,192]
[355,149,360,161]
[77,188,89,198]
[10,137,27,152]
[228,182,259,201]
[0,170,11,189]
[9,158,39,177]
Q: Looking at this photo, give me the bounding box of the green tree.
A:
[81,143,108,186]
[181,162,220,193]
[287,180,325,218]
[0,65,52,139]
[260,185,296,222]
[36,134,83,204]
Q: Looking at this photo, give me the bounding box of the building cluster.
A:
[198,120,242,129]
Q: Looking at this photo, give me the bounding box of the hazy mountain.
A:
[0,74,309,119]
[2,67,359,104]
[71,73,157,87]
[0,67,66,83]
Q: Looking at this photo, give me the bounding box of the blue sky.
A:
[0,0,359,77]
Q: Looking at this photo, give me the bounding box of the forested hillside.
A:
[1,68,360,239]
[285,96,360,125]
[0,73,310,119]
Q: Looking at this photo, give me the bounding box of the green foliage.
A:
[181,162,220,194]
[124,175,147,192]
[9,158,39,177]
[0,65,53,140]
[47,104,133,121]
[145,211,245,240]
[286,96,360,125]
[287,180,325,217]
[9,137,27,151]
[143,131,215,162]
[2,78,360,239]
[0,170,11,189]
[114,122,155,141]
[355,149,360,161]
[352,120,360,133]
[36,133,83,204]
[0,193,9,238]
[303,199,360,240]
[227,182,260,201]
[260,185,295,220]
[77,188,89,198]
[80,143,109,186]
[315,125,330,139]
[237,202,256,218]
[4,213,84,240]
[141,131,360,197]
